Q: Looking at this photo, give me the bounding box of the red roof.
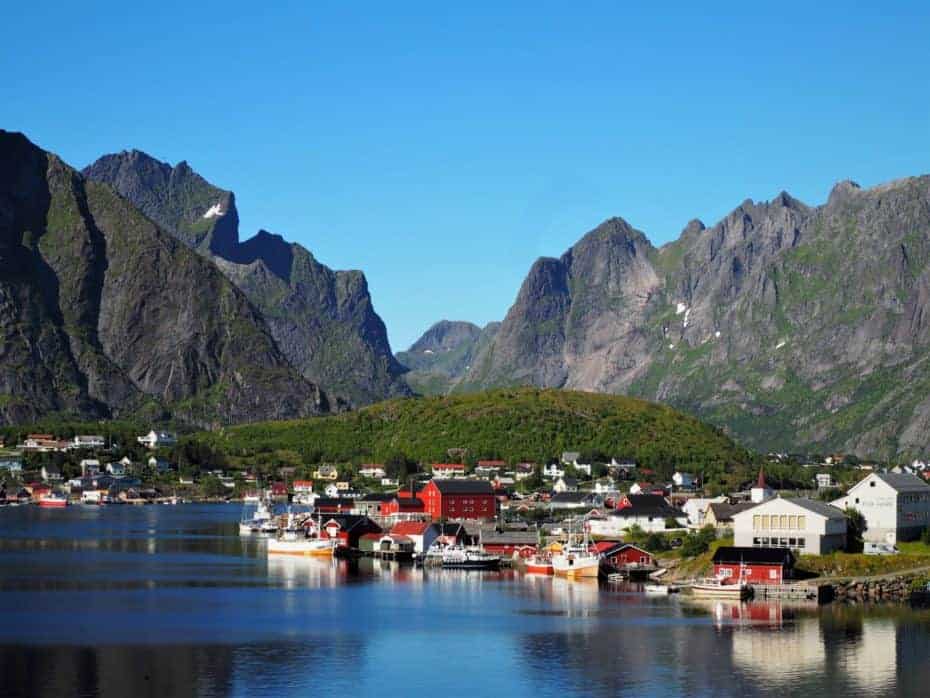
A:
[433,463,465,470]
[477,460,506,467]
[391,521,431,536]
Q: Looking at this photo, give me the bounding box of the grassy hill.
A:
[193,388,753,478]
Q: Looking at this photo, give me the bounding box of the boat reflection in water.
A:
[265,554,346,589]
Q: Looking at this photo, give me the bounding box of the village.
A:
[5,430,930,602]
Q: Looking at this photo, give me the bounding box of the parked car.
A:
[864,542,899,556]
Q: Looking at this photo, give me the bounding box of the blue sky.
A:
[3,2,929,349]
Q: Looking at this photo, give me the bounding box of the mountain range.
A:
[0,130,327,425]
[82,149,410,407]
[429,177,930,459]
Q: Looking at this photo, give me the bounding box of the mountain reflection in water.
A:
[1,504,930,697]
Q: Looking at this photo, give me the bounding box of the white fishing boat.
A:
[239,499,276,535]
[267,511,337,557]
[645,584,670,595]
[691,577,752,599]
[551,518,599,579]
[439,544,501,570]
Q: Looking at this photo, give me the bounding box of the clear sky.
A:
[3,2,929,349]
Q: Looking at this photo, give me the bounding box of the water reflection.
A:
[4,505,930,697]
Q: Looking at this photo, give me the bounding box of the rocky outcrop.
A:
[462,177,930,458]
[0,130,327,425]
[84,151,409,407]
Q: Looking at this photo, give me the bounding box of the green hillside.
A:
[193,388,753,478]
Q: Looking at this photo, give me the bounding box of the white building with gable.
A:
[831,472,930,544]
[732,497,847,555]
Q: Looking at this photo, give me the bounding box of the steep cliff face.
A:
[397,320,499,394]
[0,130,327,425]
[84,151,409,407]
[463,178,930,458]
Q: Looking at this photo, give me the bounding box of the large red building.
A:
[421,479,496,520]
[712,546,795,585]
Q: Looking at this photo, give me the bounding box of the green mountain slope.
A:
[194,388,752,477]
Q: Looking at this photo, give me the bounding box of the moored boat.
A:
[551,544,599,578]
[691,577,752,599]
[525,552,554,575]
[239,499,276,535]
[438,544,501,570]
[267,512,337,557]
[38,493,69,508]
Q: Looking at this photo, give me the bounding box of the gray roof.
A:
[875,472,930,493]
[787,497,847,519]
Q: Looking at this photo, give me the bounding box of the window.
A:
[797,516,805,530]
[720,568,733,577]
[769,569,778,579]
[762,515,769,530]
[780,515,788,529]
[789,515,797,530]
[753,515,760,530]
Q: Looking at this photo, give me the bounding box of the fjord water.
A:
[1,506,929,697]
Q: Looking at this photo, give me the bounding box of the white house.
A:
[80,459,101,477]
[672,472,696,489]
[40,464,61,482]
[514,463,536,481]
[589,497,687,535]
[71,435,105,449]
[359,465,386,479]
[732,498,847,555]
[553,476,578,493]
[815,473,834,490]
[431,463,466,478]
[831,472,930,544]
[137,431,177,449]
[542,463,565,479]
[106,461,125,477]
[148,457,172,472]
[560,451,581,465]
[573,463,592,477]
[324,483,340,498]
[682,496,727,527]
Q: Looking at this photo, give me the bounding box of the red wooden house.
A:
[593,542,656,573]
[320,515,382,549]
[420,479,496,520]
[380,496,426,517]
[712,546,795,585]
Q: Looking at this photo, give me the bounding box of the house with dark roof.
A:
[548,492,602,510]
[705,502,757,530]
[320,515,382,549]
[589,494,686,535]
[421,479,496,520]
[712,546,796,585]
[831,472,930,544]
[553,476,578,493]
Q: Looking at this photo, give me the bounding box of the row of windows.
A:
[752,514,807,531]
[752,536,806,549]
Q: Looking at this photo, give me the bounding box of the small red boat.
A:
[525,553,554,575]
[38,493,69,508]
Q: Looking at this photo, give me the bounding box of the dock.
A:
[752,583,831,603]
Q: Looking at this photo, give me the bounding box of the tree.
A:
[681,526,716,557]
[845,507,866,553]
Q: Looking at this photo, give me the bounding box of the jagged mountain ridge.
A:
[83,151,410,406]
[462,176,930,458]
[0,130,327,425]
[396,320,499,394]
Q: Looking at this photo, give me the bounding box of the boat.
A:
[645,584,671,595]
[38,493,69,508]
[267,511,337,556]
[438,544,501,570]
[551,544,600,578]
[551,520,600,579]
[691,577,752,599]
[239,499,277,535]
[525,552,554,575]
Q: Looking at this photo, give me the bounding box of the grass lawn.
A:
[797,544,930,579]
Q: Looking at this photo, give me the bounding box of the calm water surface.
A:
[1,504,928,697]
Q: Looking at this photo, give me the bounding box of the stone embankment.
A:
[831,575,924,603]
